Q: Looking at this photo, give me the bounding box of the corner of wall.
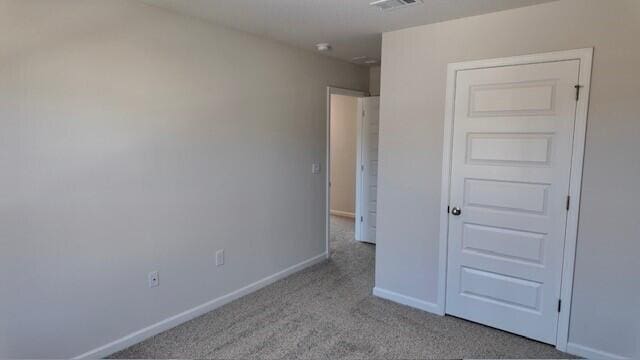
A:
[372,287,442,315]
[369,66,381,96]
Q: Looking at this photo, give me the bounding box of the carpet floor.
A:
[110,216,573,359]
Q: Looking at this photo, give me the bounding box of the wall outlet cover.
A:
[148,271,159,288]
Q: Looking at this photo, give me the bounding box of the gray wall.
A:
[330,95,358,215]
[375,0,639,358]
[0,0,368,358]
[369,66,381,96]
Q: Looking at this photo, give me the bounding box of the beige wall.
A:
[376,0,640,358]
[330,95,358,215]
[0,0,369,358]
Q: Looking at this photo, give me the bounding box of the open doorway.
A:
[325,87,379,258]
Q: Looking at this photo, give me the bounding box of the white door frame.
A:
[326,86,368,258]
[437,48,593,351]
[355,96,379,243]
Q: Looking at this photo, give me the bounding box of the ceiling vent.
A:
[370,0,423,11]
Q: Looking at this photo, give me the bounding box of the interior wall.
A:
[375,0,639,358]
[330,95,358,215]
[369,66,381,96]
[0,0,369,358]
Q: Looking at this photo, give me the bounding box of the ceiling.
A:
[141,0,556,65]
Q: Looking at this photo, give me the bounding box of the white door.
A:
[445,60,580,344]
[355,97,380,243]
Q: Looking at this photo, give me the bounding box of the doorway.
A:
[325,87,378,257]
[438,49,593,350]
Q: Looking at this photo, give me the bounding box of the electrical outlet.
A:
[312,162,321,174]
[148,271,159,288]
[216,249,224,266]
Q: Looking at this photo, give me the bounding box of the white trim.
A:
[330,210,356,218]
[355,96,380,242]
[567,342,630,360]
[556,48,593,351]
[437,48,593,350]
[326,86,368,258]
[73,252,327,359]
[436,55,457,317]
[373,287,441,315]
[355,99,364,241]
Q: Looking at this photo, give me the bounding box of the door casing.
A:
[355,96,380,243]
[437,48,593,352]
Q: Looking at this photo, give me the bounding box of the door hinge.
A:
[574,85,583,101]
[361,164,365,171]
[566,195,571,211]
[362,110,366,117]
[557,299,562,313]
[360,216,364,222]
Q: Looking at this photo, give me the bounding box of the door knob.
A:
[451,207,462,216]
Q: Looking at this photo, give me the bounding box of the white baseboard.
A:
[73,252,327,359]
[567,342,630,360]
[372,288,631,360]
[330,210,355,219]
[373,287,443,315]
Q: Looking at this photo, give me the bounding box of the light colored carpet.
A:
[110,216,573,359]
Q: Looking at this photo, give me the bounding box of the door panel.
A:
[460,267,542,311]
[462,223,545,265]
[464,179,549,214]
[466,133,553,165]
[445,60,580,344]
[356,97,379,244]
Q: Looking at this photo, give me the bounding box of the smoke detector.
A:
[370,0,423,11]
[315,43,332,52]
